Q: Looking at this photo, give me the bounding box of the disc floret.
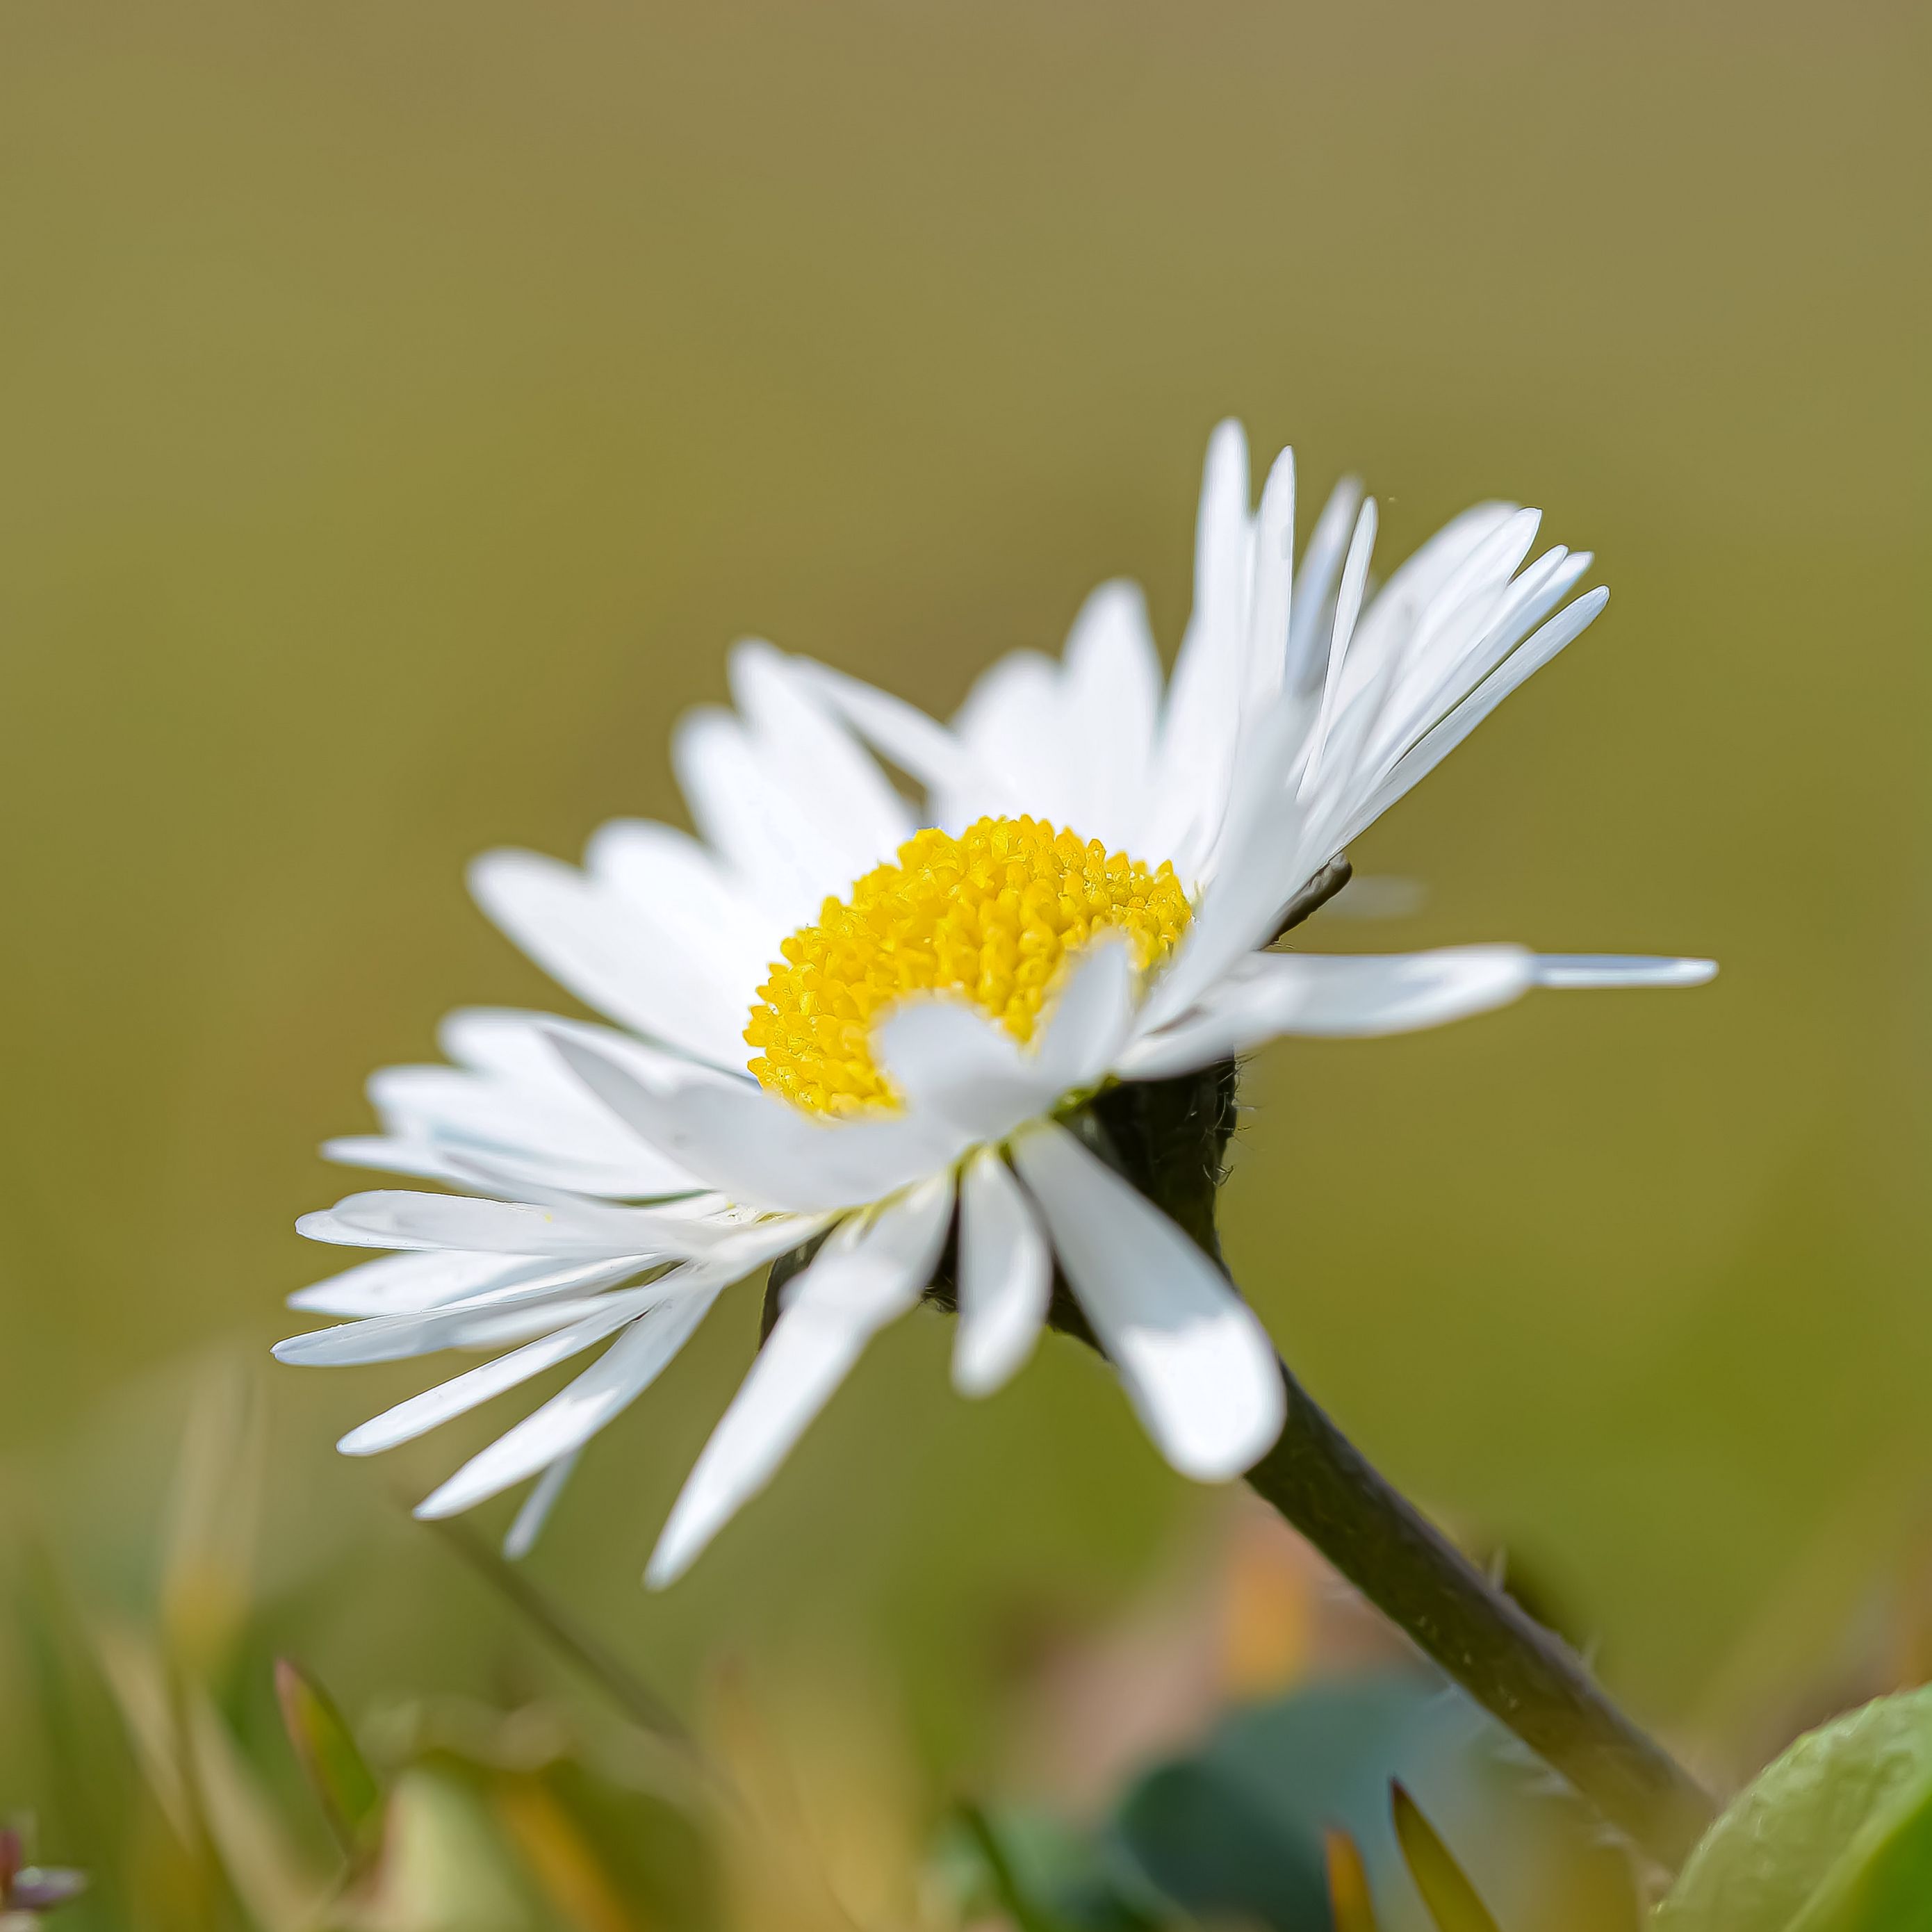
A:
[746,814,1191,1115]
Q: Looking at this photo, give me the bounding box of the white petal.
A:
[368,1060,694,1197]
[468,850,753,1067]
[1138,703,1329,1030]
[869,937,1138,1144]
[583,819,775,992]
[728,641,915,882]
[1300,496,1377,796]
[504,1449,581,1559]
[336,1288,667,1453]
[672,705,840,926]
[1535,953,1717,989]
[275,1263,647,1366]
[288,1249,532,1318]
[1340,505,1539,723]
[1283,475,1365,694]
[1120,945,1539,1079]
[871,999,1056,1144]
[1062,580,1161,855]
[416,1279,728,1520]
[1033,933,1138,1095]
[1010,1123,1283,1480]
[949,650,1089,835]
[1148,422,1255,875]
[301,1190,689,1258]
[439,1006,712,1093]
[297,1188,797,1268]
[790,658,1001,810]
[1242,444,1296,711]
[1341,501,1521,700]
[322,1132,687,1206]
[1341,587,1609,845]
[1352,546,1591,787]
[953,1149,1051,1397]
[646,1177,954,1586]
[548,1031,965,1214]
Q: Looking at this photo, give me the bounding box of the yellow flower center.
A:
[745,815,1192,1117]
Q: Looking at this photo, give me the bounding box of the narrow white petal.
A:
[322,1132,691,1207]
[1139,703,1330,1030]
[1063,580,1162,856]
[549,1030,965,1214]
[1010,1124,1283,1480]
[288,1249,530,1318]
[953,1149,1051,1397]
[1342,501,1520,697]
[1535,953,1717,989]
[871,998,1056,1144]
[336,1299,660,1454]
[792,657,1003,810]
[1357,547,1591,782]
[279,1300,593,1368]
[871,938,1136,1140]
[1300,496,1377,796]
[728,641,915,881]
[646,1177,954,1586]
[299,1189,712,1259]
[440,1006,716,1095]
[1283,475,1365,693]
[583,818,775,997]
[468,851,752,1068]
[950,650,1088,835]
[276,1260,650,1366]
[416,1281,727,1520]
[1120,946,1539,1079]
[1148,422,1256,875]
[1243,444,1296,709]
[504,1449,581,1559]
[362,1050,698,1194]
[1034,933,1139,1095]
[1341,587,1609,844]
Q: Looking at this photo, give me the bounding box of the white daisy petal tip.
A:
[1535,953,1717,990]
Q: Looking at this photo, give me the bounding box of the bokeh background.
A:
[0,0,1925,1916]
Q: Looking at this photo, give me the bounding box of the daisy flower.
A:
[278,422,1712,1586]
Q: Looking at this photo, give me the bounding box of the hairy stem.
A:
[1079,1068,1716,1873]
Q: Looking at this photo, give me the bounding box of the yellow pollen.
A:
[745,815,1192,1117]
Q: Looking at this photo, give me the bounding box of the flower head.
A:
[278,423,1712,1585]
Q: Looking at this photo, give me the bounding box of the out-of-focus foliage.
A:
[1109,1679,1635,1932]
[972,1676,1637,1932]
[1656,1685,1932,1932]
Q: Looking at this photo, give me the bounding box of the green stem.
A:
[1246,1363,1713,1869]
[1077,1070,1717,1874]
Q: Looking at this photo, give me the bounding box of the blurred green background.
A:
[0,0,1924,1866]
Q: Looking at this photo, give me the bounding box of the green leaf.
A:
[1392,1783,1502,1932]
[1655,1683,1932,1931]
[275,1657,384,1866]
